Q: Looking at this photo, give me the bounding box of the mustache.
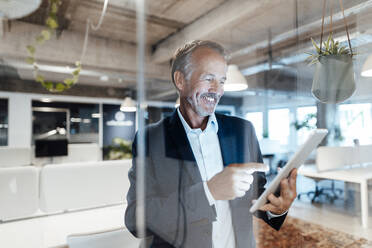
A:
[200,92,220,101]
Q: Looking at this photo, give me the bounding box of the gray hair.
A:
[170,40,227,86]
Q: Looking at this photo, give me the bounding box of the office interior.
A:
[1,0,372,247]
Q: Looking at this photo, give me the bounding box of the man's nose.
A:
[209,79,223,92]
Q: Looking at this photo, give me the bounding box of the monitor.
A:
[35,139,68,157]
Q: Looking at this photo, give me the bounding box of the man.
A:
[125,40,297,248]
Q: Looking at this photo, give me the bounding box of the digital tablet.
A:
[249,129,328,213]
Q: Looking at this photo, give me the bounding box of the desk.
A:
[298,164,372,228]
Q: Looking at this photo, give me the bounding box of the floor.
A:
[1,176,371,248]
[288,175,372,241]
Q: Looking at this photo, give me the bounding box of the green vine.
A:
[26,0,82,92]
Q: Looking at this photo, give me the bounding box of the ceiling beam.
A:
[0,21,169,81]
[151,0,286,63]
[230,0,372,60]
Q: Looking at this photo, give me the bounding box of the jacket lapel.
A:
[164,111,202,184]
[216,114,236,167]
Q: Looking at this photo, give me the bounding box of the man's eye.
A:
[220,80,225,84]
[205,78,212,81]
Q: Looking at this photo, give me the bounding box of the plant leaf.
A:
[325,33,332,51]
[56,83,65,92]
[51,2,58,14]
[311,38,321,54]
[46,17,58,29]
[26,57,35,64]
[36,35,45,44]
[41,30,51,41]
[42,82,54,91]
[64,78,74,86]
[26,45,36,55]
[35,75,45,83]
[72,69,80,76]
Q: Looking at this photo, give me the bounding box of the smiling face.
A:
[176,47,227,118]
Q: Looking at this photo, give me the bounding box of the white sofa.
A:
[0,147,31,168]
[32,143,102,166]
[39,160,132,213]
[0,166,39,221]
[67,228,141,248]
[0,159,132,221]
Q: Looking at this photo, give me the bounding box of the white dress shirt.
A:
[177,108,235,248]
[177,109,285,248]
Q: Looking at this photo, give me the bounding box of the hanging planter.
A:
[306,0,356,104]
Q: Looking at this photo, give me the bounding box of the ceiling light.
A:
[40,98,52,103]
[100,75,109,81]
[224,65,248,91]
[0,0,42,19]
[120,97,136,112]
[175,97,180,108]
[361,54,372,77]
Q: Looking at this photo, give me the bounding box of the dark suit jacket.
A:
[125,111,286,248]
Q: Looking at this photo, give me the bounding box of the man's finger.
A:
[267,193,282,207]
[259,203,278,212]
[229,163,269,174]
[236,172,254,184]
[289,168,297,191]
[236,181,251,192]
[280,179,291,199]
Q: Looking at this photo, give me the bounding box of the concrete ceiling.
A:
[0,0,372,101]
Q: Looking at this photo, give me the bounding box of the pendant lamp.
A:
[224,65,248,91]
[120,97,136,112]
[361,54,372,77]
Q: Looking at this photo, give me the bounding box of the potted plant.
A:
[307,33,356,104]
[306,0,356,104]
[103,137,133,160]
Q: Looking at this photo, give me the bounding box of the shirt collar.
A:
[177,107,218,134]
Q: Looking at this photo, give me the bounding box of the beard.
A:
[187,92,221,117]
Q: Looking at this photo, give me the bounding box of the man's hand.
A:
[207,163,269,201]
[258,168,297,215]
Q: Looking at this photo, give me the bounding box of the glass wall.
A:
[1,0,372,247]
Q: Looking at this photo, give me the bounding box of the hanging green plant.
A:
[26,0,82,92]
[305,33,356,65]
[304,0,357,104]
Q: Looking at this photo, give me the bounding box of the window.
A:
[245,112,263,140]
[296,106,317,145]
[0,99,8,146]
[268,108,290,145]
[338,103,372,145]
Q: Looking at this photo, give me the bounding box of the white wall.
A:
[5,94,32,148]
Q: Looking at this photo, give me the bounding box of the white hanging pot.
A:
[311,55,356,104]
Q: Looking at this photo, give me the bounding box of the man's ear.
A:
[174,71,186,91]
